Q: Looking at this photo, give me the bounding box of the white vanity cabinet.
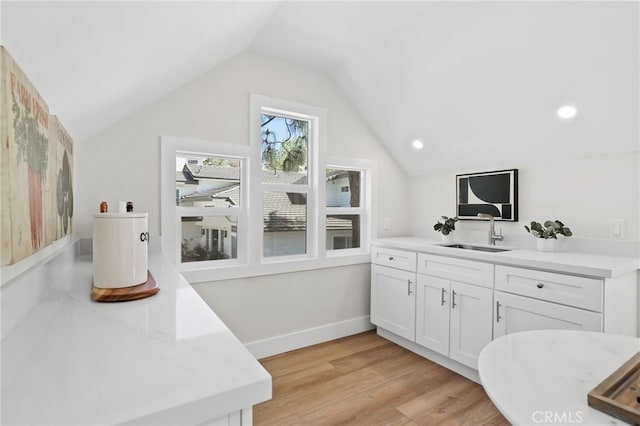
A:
[370,247,417,341]
[416,254,494,370]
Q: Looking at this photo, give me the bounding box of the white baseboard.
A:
[245,316,375,359]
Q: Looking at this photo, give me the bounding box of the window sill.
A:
[180,252,371,284]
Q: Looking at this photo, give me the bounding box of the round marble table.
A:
[478,330,640,425]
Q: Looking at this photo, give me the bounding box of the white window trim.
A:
[325,156,375,258]
[250,94,325,262]
[161,135,250,270]
[159,97,376,284]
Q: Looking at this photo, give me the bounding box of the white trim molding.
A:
[160,95,377,283]
[244,316,375,360]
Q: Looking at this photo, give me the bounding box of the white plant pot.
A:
[536,238,556,252]
[441,233,454,242]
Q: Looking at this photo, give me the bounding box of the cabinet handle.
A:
[451,290,457,309]
[407,279,413,296]
[388,256,394,261]
[441,287,446,306]
[537,283,544,289]
[496,301,502,323]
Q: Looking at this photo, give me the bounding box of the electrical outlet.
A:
[383,217,391,230]
[608,219,626,239]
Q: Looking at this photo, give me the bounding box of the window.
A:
[162,139,250,270]
[259,111,312,259]
[263,191,307,257]
[175,153,243,264]
[161,96,374,283]
[250,95,321,262]
[325,166,368,251]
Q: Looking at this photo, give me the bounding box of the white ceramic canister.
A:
[93,213,149,288]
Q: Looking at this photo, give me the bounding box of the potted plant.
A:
[525,220,572,252]
[434,216,459,241]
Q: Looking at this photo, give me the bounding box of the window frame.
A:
[161,137,250,270]
[250,95,325,263]
[160,96,375,283]
[324,158,373,256]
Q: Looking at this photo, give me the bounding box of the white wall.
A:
[77,51,409,239]
[411,151,640,256]
[77,51,410,346]
[192,264,371,344]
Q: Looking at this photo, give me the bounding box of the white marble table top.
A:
[478,330,640,425]
[1,253,272,425]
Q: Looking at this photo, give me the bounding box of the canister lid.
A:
[93,213,148,219]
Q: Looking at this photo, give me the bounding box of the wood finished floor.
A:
[254,331,509,425]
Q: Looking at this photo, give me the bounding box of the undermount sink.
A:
[440,243,511,253]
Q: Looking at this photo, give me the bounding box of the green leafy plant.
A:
[57,151,73,235]
[181,239,230,262]
[433,216,459,235]
[13,96,48,176]
[525,220,572,239]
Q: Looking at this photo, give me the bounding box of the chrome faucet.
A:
[477,213,503,245]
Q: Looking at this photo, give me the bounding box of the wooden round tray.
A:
[91,271,159,302]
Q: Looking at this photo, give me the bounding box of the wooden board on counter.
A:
[91,271,159,302]
[588,351,640,425]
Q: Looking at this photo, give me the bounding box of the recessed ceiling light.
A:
[412,139,424,150]
[557,105,578,119]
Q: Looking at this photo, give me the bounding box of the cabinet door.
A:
[371,264,416,341]
[416,275,450,356]
[493,291,603,339]
[449,282,493,370]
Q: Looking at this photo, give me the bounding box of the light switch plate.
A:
[383,217,391,230]
[608,219,626,239]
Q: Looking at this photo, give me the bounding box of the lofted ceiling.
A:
[1,1,638,176]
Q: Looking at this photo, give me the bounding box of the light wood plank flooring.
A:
[254,331,508,425]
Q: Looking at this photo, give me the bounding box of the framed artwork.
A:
[456,169,518,221]
[1,47,74,266]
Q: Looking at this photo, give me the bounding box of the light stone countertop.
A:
[478,329,640,425]
[372,237,640,278]
[1,253,272,425]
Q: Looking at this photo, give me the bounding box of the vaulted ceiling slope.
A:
[2,1,638,176]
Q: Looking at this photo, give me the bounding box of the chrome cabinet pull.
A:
[496,301,502,322]
[388,256,394,261]
[537,283,544,289]
[441,287,446,306]
[407,280,413,296]
[451,290,457,309]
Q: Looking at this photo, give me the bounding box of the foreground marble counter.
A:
[479,330,640,425]
[1,253,271,425]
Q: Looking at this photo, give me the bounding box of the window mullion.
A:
[326,207,363,215]
[177,207,242,216]
[260,183,309,194]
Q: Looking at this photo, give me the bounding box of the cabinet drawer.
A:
[371,247,417,272]
[417,254,494,288]
[494,291,603,339]
[495,265,603,312]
